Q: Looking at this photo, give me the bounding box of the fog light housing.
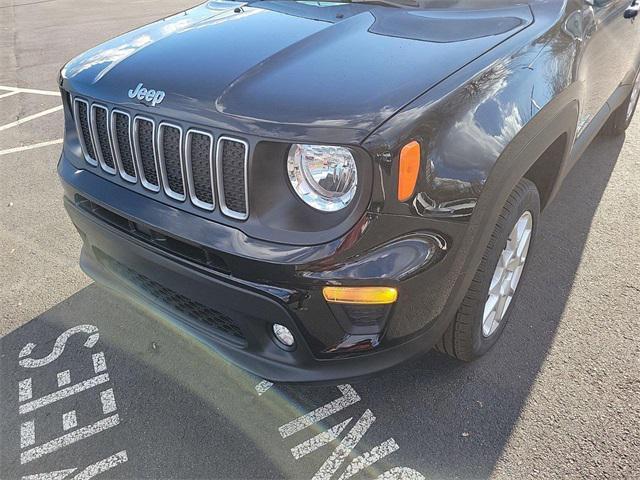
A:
[272,324,295,348]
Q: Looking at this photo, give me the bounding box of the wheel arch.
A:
[523,132,569,211]
[430,96,579,337]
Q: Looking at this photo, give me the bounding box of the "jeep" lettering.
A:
[127,83,165,106]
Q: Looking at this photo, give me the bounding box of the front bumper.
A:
[59,154,468,382]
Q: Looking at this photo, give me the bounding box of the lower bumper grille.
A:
[96,249,245,344]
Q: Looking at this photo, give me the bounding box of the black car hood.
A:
[63,0,533,137]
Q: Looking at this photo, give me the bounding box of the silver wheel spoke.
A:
[482,211,533,338]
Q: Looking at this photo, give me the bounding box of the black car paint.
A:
[58,0,640,381]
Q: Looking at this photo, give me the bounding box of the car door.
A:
[577,0,640,135]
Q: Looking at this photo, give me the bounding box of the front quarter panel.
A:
[363,0,579,220]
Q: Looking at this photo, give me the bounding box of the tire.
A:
[436,178,540,361]
[603,69,640,136]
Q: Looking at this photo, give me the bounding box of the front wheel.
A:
[436,178,540,361]
[603,69,640,136]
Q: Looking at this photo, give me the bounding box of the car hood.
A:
[63,0,533,139]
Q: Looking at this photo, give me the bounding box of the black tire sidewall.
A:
[608,71,640,135]
[622,89,639,131]
[469,184,540,357]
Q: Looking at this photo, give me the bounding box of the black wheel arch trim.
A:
[438,93,579,330]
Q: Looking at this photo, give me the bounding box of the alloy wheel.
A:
[627,70,640,122]
[482,211,533,337]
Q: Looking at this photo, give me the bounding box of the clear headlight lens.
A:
[287,144,358,212]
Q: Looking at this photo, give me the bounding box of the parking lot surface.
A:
[1,1,639,479]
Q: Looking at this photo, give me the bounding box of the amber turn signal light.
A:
[397,141,421,202]
[322,286,398,305]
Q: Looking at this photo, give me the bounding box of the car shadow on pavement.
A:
[0,133,625,479]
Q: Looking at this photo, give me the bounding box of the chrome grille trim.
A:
[73,98,98,166]
[90,104,116,175]
[185,129,215,211]
[132,116,160,192]
[216,136,249,220]
[110,109,137,184]
[157,122,186,201]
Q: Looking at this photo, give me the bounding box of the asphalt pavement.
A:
[1,1,639,479]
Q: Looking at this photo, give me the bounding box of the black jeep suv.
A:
[58,0,640,382]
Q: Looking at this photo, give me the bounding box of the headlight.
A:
[287,144,358,212]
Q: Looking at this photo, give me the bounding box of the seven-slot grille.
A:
[72,97,249,219]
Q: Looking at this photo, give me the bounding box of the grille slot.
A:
[91,104,116,174]
[73,98,97,166]
[111,110,137,183]
[158,123,186,201]
[216,137,248,220]
[133,117,160,191]
[186,130,215,210]
[94,249,245,344]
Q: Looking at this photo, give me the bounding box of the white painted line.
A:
[19,325,100,368]
[19,373,109,415]
[20,421,35,449]
[19,378,32,402]
[100,389,117,415]
[255,380,273,396]
[0,139,63,157]
[92,352,107,373]
[23,468,76,480]
[0,105,62,132]
[72,450,129,480]
[338,438,399,480]
[291,418,352,460]
[313,409,376,480]
[0,85,60,97]
[0,91,19,99]
[18,342,36,359]
[57,370,71,387]
[279,385,360,439]
[376,467,425,480]
[21,414,120,464]
[63,410,78,431]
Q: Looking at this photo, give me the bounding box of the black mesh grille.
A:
[220,139,247,214]
[76,101,96,160]
[136,119,158,186]
[96,250,245,342]
[161,125,184,195]
[114,112,136,178]
[94,107,115,170]
[189,133,213,205]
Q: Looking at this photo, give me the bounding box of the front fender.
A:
[362,10,579,219]
[361,14,582,332]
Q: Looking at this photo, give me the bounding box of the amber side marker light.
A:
[323,286,398,305]
[398,140,421,202]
